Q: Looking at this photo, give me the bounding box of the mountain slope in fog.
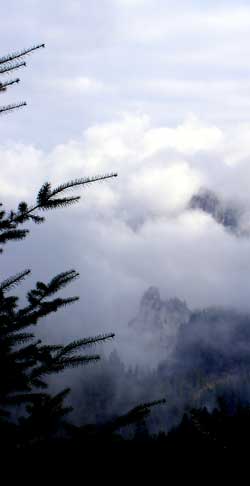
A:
[73,288,250,433]
[189,188,242,235]
[172,306,250,375]
[128,286,190,354]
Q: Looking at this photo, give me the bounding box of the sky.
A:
[1,0,250,361]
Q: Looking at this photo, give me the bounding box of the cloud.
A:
[51,77,107,95]
[2,0,250,150]
[189,188,244,236]
[2,112,250,353]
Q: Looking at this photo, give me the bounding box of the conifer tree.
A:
[0,44,165,451]
[0,44,117,449]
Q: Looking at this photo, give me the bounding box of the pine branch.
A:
[6,174,117,225]
[0,173,118,252]
[0,43,119,445]
[4,333,34,346]
[0,102,26,115]
[39,196,81,210]
[55,333,115,358]
[47,270,79,294]
[31,354,100,379]
[58,355,100,369]
[0,61,26,75]
[49,174,118,198]
[107,399,167,432]
[0,228,29,245]
[0,44,45,66]
[0,270,31,292]
[0,78,20,91]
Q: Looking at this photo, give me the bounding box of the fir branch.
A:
[0,61,26,75]
[0,44,45,66]
[8,173,117,224]
[0,270,31,292]
[0,78,20,91]
[49,173,118,198]
[47,270,79,294]
[55,333,115,358]
[57,355,100,369]
[0,228,29,244]
[40,196,81,210]
[5,332,34,346]
[0,173,117,252]
[0,102,26,115]
[31,354,100,379]
[36,182,51,206]
[107,399,167,431]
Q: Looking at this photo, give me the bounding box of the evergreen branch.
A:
[5,332,34,346]
[55,355,100,369]
[0,102,26,115]
[0,270,31,292]
[8,173,117,225]
[14,297,80,330]
[39,196,81,210]
[0,61,26,75]
[49,173,118,198]
[29,214,45,224]
[107,399,167,432]
[0,44,45,65]
[31,354,100,379]
[47,388,71,408]
[0,78,20,91]
[47,270,79,294]
[38,345,64,354]
[55,333,115,358]
[11,341,42,360]
[0,228,29,243]
[36,182,51,206]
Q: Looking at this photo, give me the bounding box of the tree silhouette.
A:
[0,44,117,450]
[0,44,167,453]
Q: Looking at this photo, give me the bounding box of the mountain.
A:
[129,286,250,376]
[189,188,242,235]
[128,286,191,353]
[73,291,250,433]
[173,306,250,375]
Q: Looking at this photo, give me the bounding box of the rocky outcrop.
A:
[129,286,191,354]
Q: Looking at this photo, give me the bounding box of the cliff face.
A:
[129,286,191,353]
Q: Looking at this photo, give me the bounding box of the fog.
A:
[2,115,250,373]
[2,0,250,436]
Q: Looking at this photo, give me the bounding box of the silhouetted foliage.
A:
[0,45,168,454]
[0,45,118,450]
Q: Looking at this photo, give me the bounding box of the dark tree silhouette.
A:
[0,45,166,453]
[0,44,118,450]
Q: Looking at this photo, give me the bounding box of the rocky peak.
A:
[189,188,241,234]
[129,287,191,353]
[141,286,161,310]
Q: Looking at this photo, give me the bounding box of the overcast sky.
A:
[2,0,250,361]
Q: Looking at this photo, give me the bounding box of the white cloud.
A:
[52,77,107,95]
[2,112,250,220]
[2,0,250,149]
[3,111,250,365]
[122,7,250,44]
[142,115,223,156]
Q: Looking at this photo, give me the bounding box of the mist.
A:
[3,0,250,448]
